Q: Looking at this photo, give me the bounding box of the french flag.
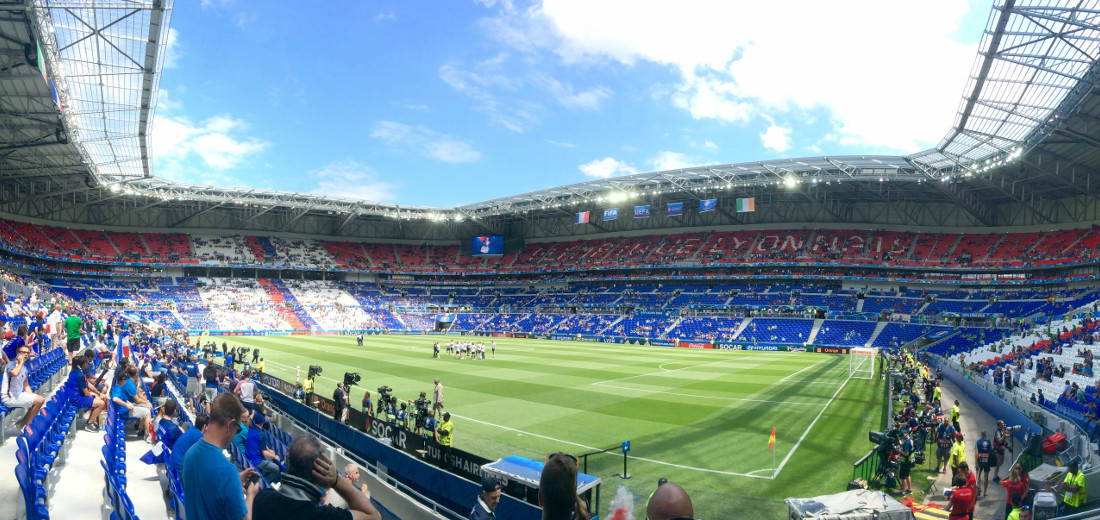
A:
[575,211,590,224]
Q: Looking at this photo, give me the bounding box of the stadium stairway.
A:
[731,318,752,339]
[863,322,889,348]
[806,319,825,344]
[855,299,865,312]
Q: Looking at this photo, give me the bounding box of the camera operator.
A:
[410,391,431,435]
[992,420,1011,481]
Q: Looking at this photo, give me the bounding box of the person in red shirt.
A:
[1000,464,1029,520]
[949,474,976,520]
[958,462,978,499]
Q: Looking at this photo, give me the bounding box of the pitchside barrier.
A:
[254,375,545,520]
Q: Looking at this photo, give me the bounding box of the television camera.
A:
[307,365,322,379]
[376,385,396,414]
[868,427,925,485]
[343,372,361,387]
[410,392,432,431]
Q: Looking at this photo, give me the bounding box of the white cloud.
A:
[649,151,695,171]
[579,157,636,179]
[369,121,482,163]
[310,161,397,202]
[439,58,541,132]
[760,124,792,153]
[153,113,269,173]
[548,140,576,148]
[703,140,718,151]
[373,11,396,22]
[163,28,181,69]
[502,0,976,152]
[533,74,611,110]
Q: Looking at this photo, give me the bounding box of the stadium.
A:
[4,0,1100,519]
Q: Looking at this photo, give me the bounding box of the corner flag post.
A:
[769,427,776,475]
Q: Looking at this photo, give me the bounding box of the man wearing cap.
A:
[469,477,502,520]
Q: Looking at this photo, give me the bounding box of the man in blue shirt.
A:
[244,413,281,484]
[183,392,258,520]
[170,414,208,476]
[184,355,202,397]
[110,371,150,435]
[156,399,185,450]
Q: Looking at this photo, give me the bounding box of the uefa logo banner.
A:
[634,205,650,218]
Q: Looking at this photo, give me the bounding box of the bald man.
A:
[646,482,693,520]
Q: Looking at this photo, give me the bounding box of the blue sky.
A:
[152,0,992,207]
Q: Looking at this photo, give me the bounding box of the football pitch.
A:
[214,335,886,517]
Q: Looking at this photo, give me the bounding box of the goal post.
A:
[849,347,878,379]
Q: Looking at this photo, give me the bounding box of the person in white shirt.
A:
[1,346,45,428]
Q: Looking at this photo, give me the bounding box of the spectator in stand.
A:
[235,369,257,411]
[69,355,105,432]
[184,354,202,398]
[150,373,168,405]
[63,312,82,361]
[170,413,208,476]
[469,477,502,520]
[646,481,693,520]
[539,452,589,520]
[252,434,381,520]
[155,398,185,450]
[203,362,220,403]
[324,464,371,510]
[183,393,259,520]
[2,324,29,364]
[2,344,44,429]
[110,370,150,438]
[245,412,282,484]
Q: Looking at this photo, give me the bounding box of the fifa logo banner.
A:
[634,205,650,218]
[603,208,618,221]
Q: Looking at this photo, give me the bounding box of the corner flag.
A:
[768,427,775,450]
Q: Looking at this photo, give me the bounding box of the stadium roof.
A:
[3,0,1100,236]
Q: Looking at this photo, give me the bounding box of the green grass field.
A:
[214,334,885,518]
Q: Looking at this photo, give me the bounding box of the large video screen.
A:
[471,236,504,256]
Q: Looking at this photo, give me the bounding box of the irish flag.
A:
[736,198,755,212]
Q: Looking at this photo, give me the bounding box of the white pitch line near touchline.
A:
[592,355,760,385]
[593,383,825,406]
[453,413,771,478]
[779,360,827,382]
[769,375,851,479]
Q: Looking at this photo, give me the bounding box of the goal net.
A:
[849,347,878,379]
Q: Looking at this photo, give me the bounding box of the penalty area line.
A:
[454,413,771,478]
[593,383,825,406]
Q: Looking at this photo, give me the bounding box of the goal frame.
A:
[849,347,878,379]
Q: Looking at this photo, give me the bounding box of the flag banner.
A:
[700,198,717,213]
[736,198,755,212]
[634,205,650,218]
[603,208,619,221]
[769,426,776,450]
[667,202,683,217]
[575,211,590,224]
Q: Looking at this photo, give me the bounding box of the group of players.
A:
[434,340,495,360]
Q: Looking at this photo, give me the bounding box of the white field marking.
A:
[779,360,827,382]
[594,383,825,406]
[746,468,775,477]
[769,375,851,479]
[592,354,761,385]
[454,413,771,478]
